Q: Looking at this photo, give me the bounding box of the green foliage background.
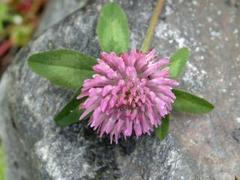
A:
[0,143,5,180]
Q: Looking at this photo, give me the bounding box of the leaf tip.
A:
[207,102,214,112]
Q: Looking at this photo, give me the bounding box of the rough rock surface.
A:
[0,0,240,179]
[37,0,89,33]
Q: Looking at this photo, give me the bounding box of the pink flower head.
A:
[78,49,179,143]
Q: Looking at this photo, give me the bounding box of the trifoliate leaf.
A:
[173,89,214,113]
[155,115,170,140]
[28,49,97,89]
[54,89,84,127]
[170,48,190,78]
[96,2,130,54]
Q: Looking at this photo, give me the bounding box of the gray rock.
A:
[0,0,240,179]
[37,0,90,34]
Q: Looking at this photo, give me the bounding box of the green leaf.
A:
[155,115,170,140]
[96,2,129,54]
[54,89,84,127]
[28,49,97,89]
[173,89,214,113]
[170,47,190,78]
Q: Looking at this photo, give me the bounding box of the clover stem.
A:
[141,0,165,52]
